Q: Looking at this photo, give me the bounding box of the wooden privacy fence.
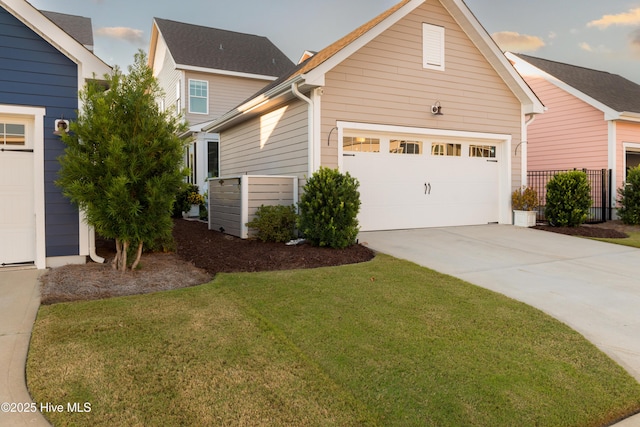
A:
[208,175,299,238]
[527,169,613,223]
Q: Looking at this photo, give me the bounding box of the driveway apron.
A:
[359,225,640,383]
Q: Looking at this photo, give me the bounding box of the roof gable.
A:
[0,0,110,79]
[206,0,543,133]
[510,53,640,116]
[151,18,295,79]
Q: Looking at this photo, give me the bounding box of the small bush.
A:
[247,204,298,243]
[545,171,592,227]
[512,186,539,211]
[172,184,201,218]
[618,166,640,225]
[298,167,361,248]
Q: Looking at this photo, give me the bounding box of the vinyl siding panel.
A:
[154,42,182,116]
[319,0,523,187]
[220,100,308,178]
[184,71,273,125]
[0,8,80,258]
[524,76,609,171]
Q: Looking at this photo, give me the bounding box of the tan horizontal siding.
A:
[220,101,309,178]
[319,0,523,187]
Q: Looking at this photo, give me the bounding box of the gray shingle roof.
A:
[515,53,640,114]
[41,10,94,50]
[154,18,294,78]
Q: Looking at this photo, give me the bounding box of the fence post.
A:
[601,169,607,222]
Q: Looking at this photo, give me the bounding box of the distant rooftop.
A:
[41,10,94,51]
[154,18,295,78]
[514,53,640,114]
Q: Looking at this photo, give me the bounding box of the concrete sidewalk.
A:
[0,269,49,427]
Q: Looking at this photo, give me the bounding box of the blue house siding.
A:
[0,8,81,258]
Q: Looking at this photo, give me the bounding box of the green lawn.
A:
[28,255,640,426]
[593,231,640,248]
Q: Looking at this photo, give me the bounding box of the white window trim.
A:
[188,79,209,115]
[423,23,445,71]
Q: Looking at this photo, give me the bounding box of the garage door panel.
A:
[0,151,35,265]
[344,136,501,231]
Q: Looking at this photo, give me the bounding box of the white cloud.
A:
[588,8,640,29]
[96,27,145,46]
[579,42,593,52]
[630,29,640,55]
[491,31,545,52]
[548,31,557,40]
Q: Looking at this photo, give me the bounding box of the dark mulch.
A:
[40,219,375,304]
[172,219,375,275]
[532,219,640,238]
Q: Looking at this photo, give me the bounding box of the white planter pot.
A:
[513,210,536,227]
[185,204,200,218]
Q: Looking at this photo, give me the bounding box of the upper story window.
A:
[189,80,208,114]
[423,23,444,71]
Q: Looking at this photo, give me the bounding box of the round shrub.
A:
[618,166,640,225]
[246,204,298,243]
[545,171,592,227]
[298,167,361,248]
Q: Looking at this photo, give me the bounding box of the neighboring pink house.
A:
[508,53,640,207]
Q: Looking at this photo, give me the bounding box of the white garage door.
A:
[0,120,35,267]
[343,132,502,231]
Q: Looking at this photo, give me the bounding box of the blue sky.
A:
[27,0,640,81]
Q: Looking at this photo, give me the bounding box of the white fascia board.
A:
[177,64,279,82]
[1,0,112,79]
[506,52,619,120]
[444,1,543,115]
[303,0,425,84]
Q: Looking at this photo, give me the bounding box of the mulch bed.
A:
[172,219,375,275]
[40,219,375,304]
[532,224,629,238]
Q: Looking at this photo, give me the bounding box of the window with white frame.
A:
[390,140,422,155]
[0,123,25,145]
[431,142,460,156]
[423,23,445,71]
[189,79,208,114]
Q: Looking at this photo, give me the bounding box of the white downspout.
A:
[521,113,536,186]
[89,227,105,264]
[291,82,314,176]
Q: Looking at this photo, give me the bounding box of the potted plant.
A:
[512,186,539,227]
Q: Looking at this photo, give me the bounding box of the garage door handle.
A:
[343,153,355,157]
[425,182,431,195]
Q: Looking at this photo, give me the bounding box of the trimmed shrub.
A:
[246,204,298,243]
[545,171,592,227]
[618,166,640,225]
[298,167,361,248]
[512,186,539,211]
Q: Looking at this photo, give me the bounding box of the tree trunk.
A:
[120,240,129,272]
[113,238,122,270]
[130,241,144,270]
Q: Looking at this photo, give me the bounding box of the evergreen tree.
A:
[57,51,187,271]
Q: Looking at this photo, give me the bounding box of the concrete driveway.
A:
[359,225,640,383]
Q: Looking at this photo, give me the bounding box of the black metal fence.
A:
[527,169,613,223]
